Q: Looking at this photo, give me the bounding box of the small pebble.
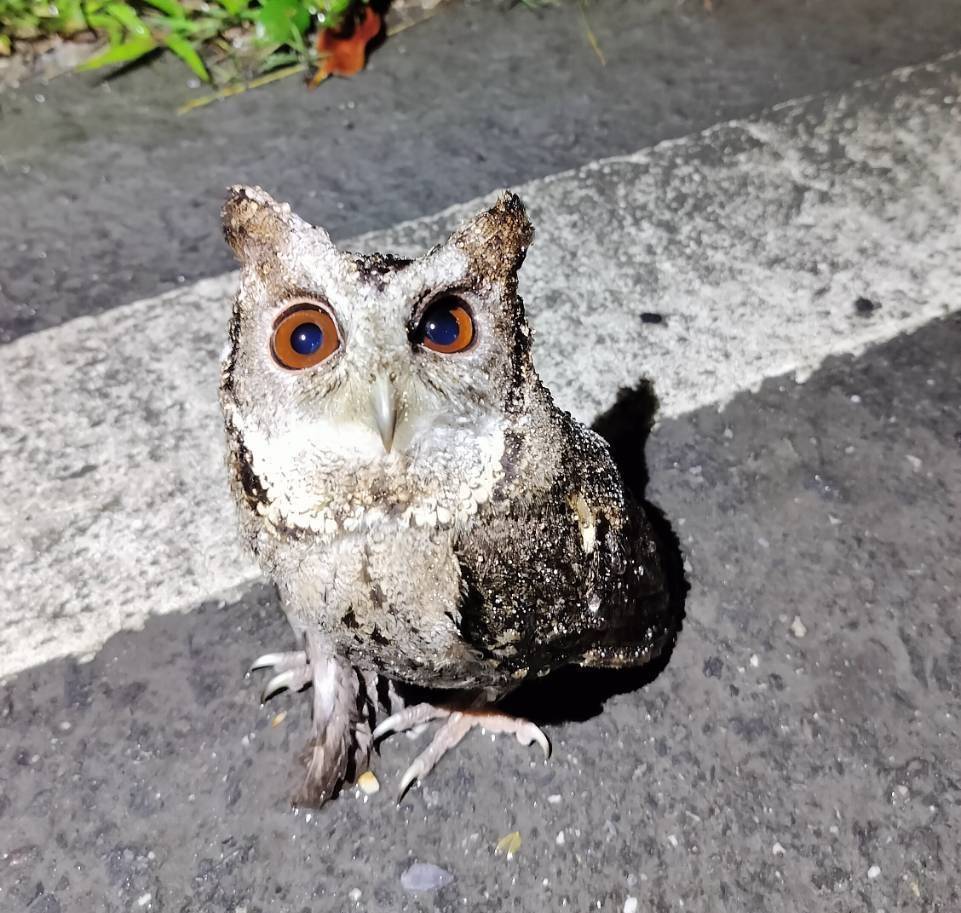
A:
[556,831,565,846]
[772,842,786,856]
[790,616,807,638]
[348,888,362,901]
[624,898,639,913]
[906,454,922,471]
[357,771,380,795]
[868,865,881,880]
[750,654,759,668]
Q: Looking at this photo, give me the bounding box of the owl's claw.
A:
[396,711,474,800]
[372,703,449,740]
[510,721,552,757]
[261,669,309,703]
[375,702,551,800]
[247,650,311,703]
[249,650,308,674]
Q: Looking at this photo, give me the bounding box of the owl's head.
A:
[220,186,541,532]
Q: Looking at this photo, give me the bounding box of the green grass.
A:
[0,0,364,82]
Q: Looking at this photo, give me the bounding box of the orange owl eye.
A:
[414,296,475,354]
[271,304,341,370]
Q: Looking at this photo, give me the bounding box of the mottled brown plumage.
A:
[219,185,674,805]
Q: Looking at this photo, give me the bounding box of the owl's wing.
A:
[572,494,678,670]
[452,415,677,684]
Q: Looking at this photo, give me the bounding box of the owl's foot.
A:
[296,641,374,807]
[248,650,311,703]
[372,703,550,800]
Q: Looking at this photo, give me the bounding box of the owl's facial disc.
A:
[222,186,534,479]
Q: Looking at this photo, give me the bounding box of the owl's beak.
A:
[369,374,398,452]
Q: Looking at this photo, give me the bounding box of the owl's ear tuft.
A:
[222,185,329,263]
[451,191,534,279]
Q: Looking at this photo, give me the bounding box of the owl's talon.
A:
[396,711,473,800]
[261,670,294,702]
[372,702,450,740]
[513,723,552,758]
[397,760,424,801]
[381,703,550,799]
[249,650,308,674]
[250,651,312,702]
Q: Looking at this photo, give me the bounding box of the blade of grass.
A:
[165,32,210,80]
[177,61,305,114]
[142,0,188,19]
[85,11,124,45]
[77,33,158,69]
[103,3,151,36]
[579,0,605,66]
[217,0,251,15]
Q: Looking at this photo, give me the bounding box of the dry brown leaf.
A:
[311,5,382,86]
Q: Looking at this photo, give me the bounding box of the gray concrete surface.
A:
[3,315,959,911]
[4,0,961,341]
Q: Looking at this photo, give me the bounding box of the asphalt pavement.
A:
[1,2,960,911]
[3,0,961,341]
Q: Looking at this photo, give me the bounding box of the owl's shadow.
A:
[502,378,689,725]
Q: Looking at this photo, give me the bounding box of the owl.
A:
[219,185,676,805]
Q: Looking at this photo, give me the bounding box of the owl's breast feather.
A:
[235,409,509,542]
[263,512,507,689]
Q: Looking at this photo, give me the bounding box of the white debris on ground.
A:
[400,862,454,892]
[772,842,786,856]
[624,898,639,913]
[868,865,881,879]
[790,616,808,638]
